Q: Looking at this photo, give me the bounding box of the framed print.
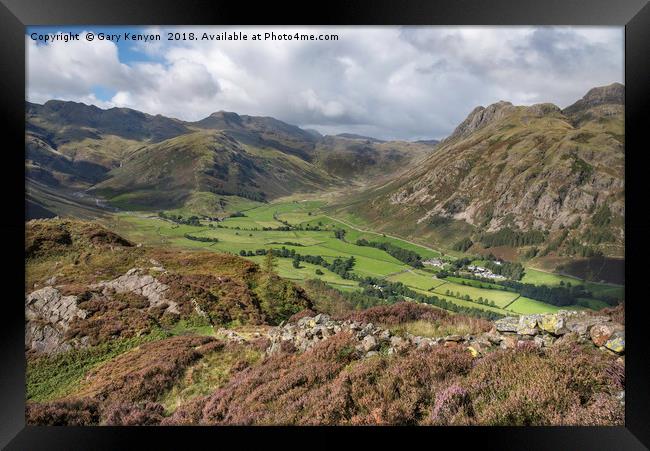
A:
[1,0,649,448]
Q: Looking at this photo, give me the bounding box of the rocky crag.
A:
[331,83,625,259]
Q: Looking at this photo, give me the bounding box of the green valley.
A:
[107,198,622,318]
[21,25,629,428]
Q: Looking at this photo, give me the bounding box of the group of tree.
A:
[183,233,219,243]
[241,247,357,280]
[208,218,329,232]
[357,277,503,320]
[158,212,201,226]
[210,188,266,203]
[437,263,617,307]
[443,289,497,307]
[582,228,615,245]
[274,215,294,228]
[482,260,525,280]
[452,237,473,252]
[563,238,604,258]
[479,227,548,248]
[268,241,305,247]
[494,279,597,307]
[355,239,423,268]
[303,279,398,313]
[239,249,270,257]
[449,257,474,270]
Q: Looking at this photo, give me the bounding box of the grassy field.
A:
[522,268,624,301]
[521,268,584,286]
[411,288,511,315]
[108,199,622,317]
[386,270,447,291]
[112,201,425,281]
[432,281,519,308]
[247,255,359,291]
[445,276,507,291]
[507,297,565,314]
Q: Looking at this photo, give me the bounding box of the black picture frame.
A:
[2,0,649,449]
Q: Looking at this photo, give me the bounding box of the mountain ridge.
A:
[25,101,433,215]
[327,83,624,260]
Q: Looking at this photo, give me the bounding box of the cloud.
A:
[26,26,623,140]
[26,33,127,108]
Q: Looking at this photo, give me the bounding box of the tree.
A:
[452,237,473,252]
[263,249,277,275]
[292,256,301,269]
[315,269,324,275]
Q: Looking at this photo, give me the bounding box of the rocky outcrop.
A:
[443,101,515,143]
[26,267,182,354]
[91,268,179,314]
[25,287,88,353]
[562,82,624,116]
[265,310,624,360]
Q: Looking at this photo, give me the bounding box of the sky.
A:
[26,26,623,141]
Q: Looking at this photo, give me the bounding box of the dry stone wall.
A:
[265,310,625,360]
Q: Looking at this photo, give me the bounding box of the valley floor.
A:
[106,198,622,317]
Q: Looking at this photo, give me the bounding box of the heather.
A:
[26,219,313,334]
[27,336,261,425]
[26,398,102,426]
[158,343,262,413]
[26,304,625,426]
[27,329,169,402]
[65,291,159,346]
[71,336,223,404]
[160,331,623,426]
[338,302,492,338]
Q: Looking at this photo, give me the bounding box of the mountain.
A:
[192,111,318,161]
[27,100,191,144]
[327,84,624,261]
[303,128,324,139]
[414,139,441,146]
[90,130,338,209]
[335,133,386,143]
[25,102,432,216]
[311,135,431,181]
[562,82,625,117]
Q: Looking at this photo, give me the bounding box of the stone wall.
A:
[265,310,625,360]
